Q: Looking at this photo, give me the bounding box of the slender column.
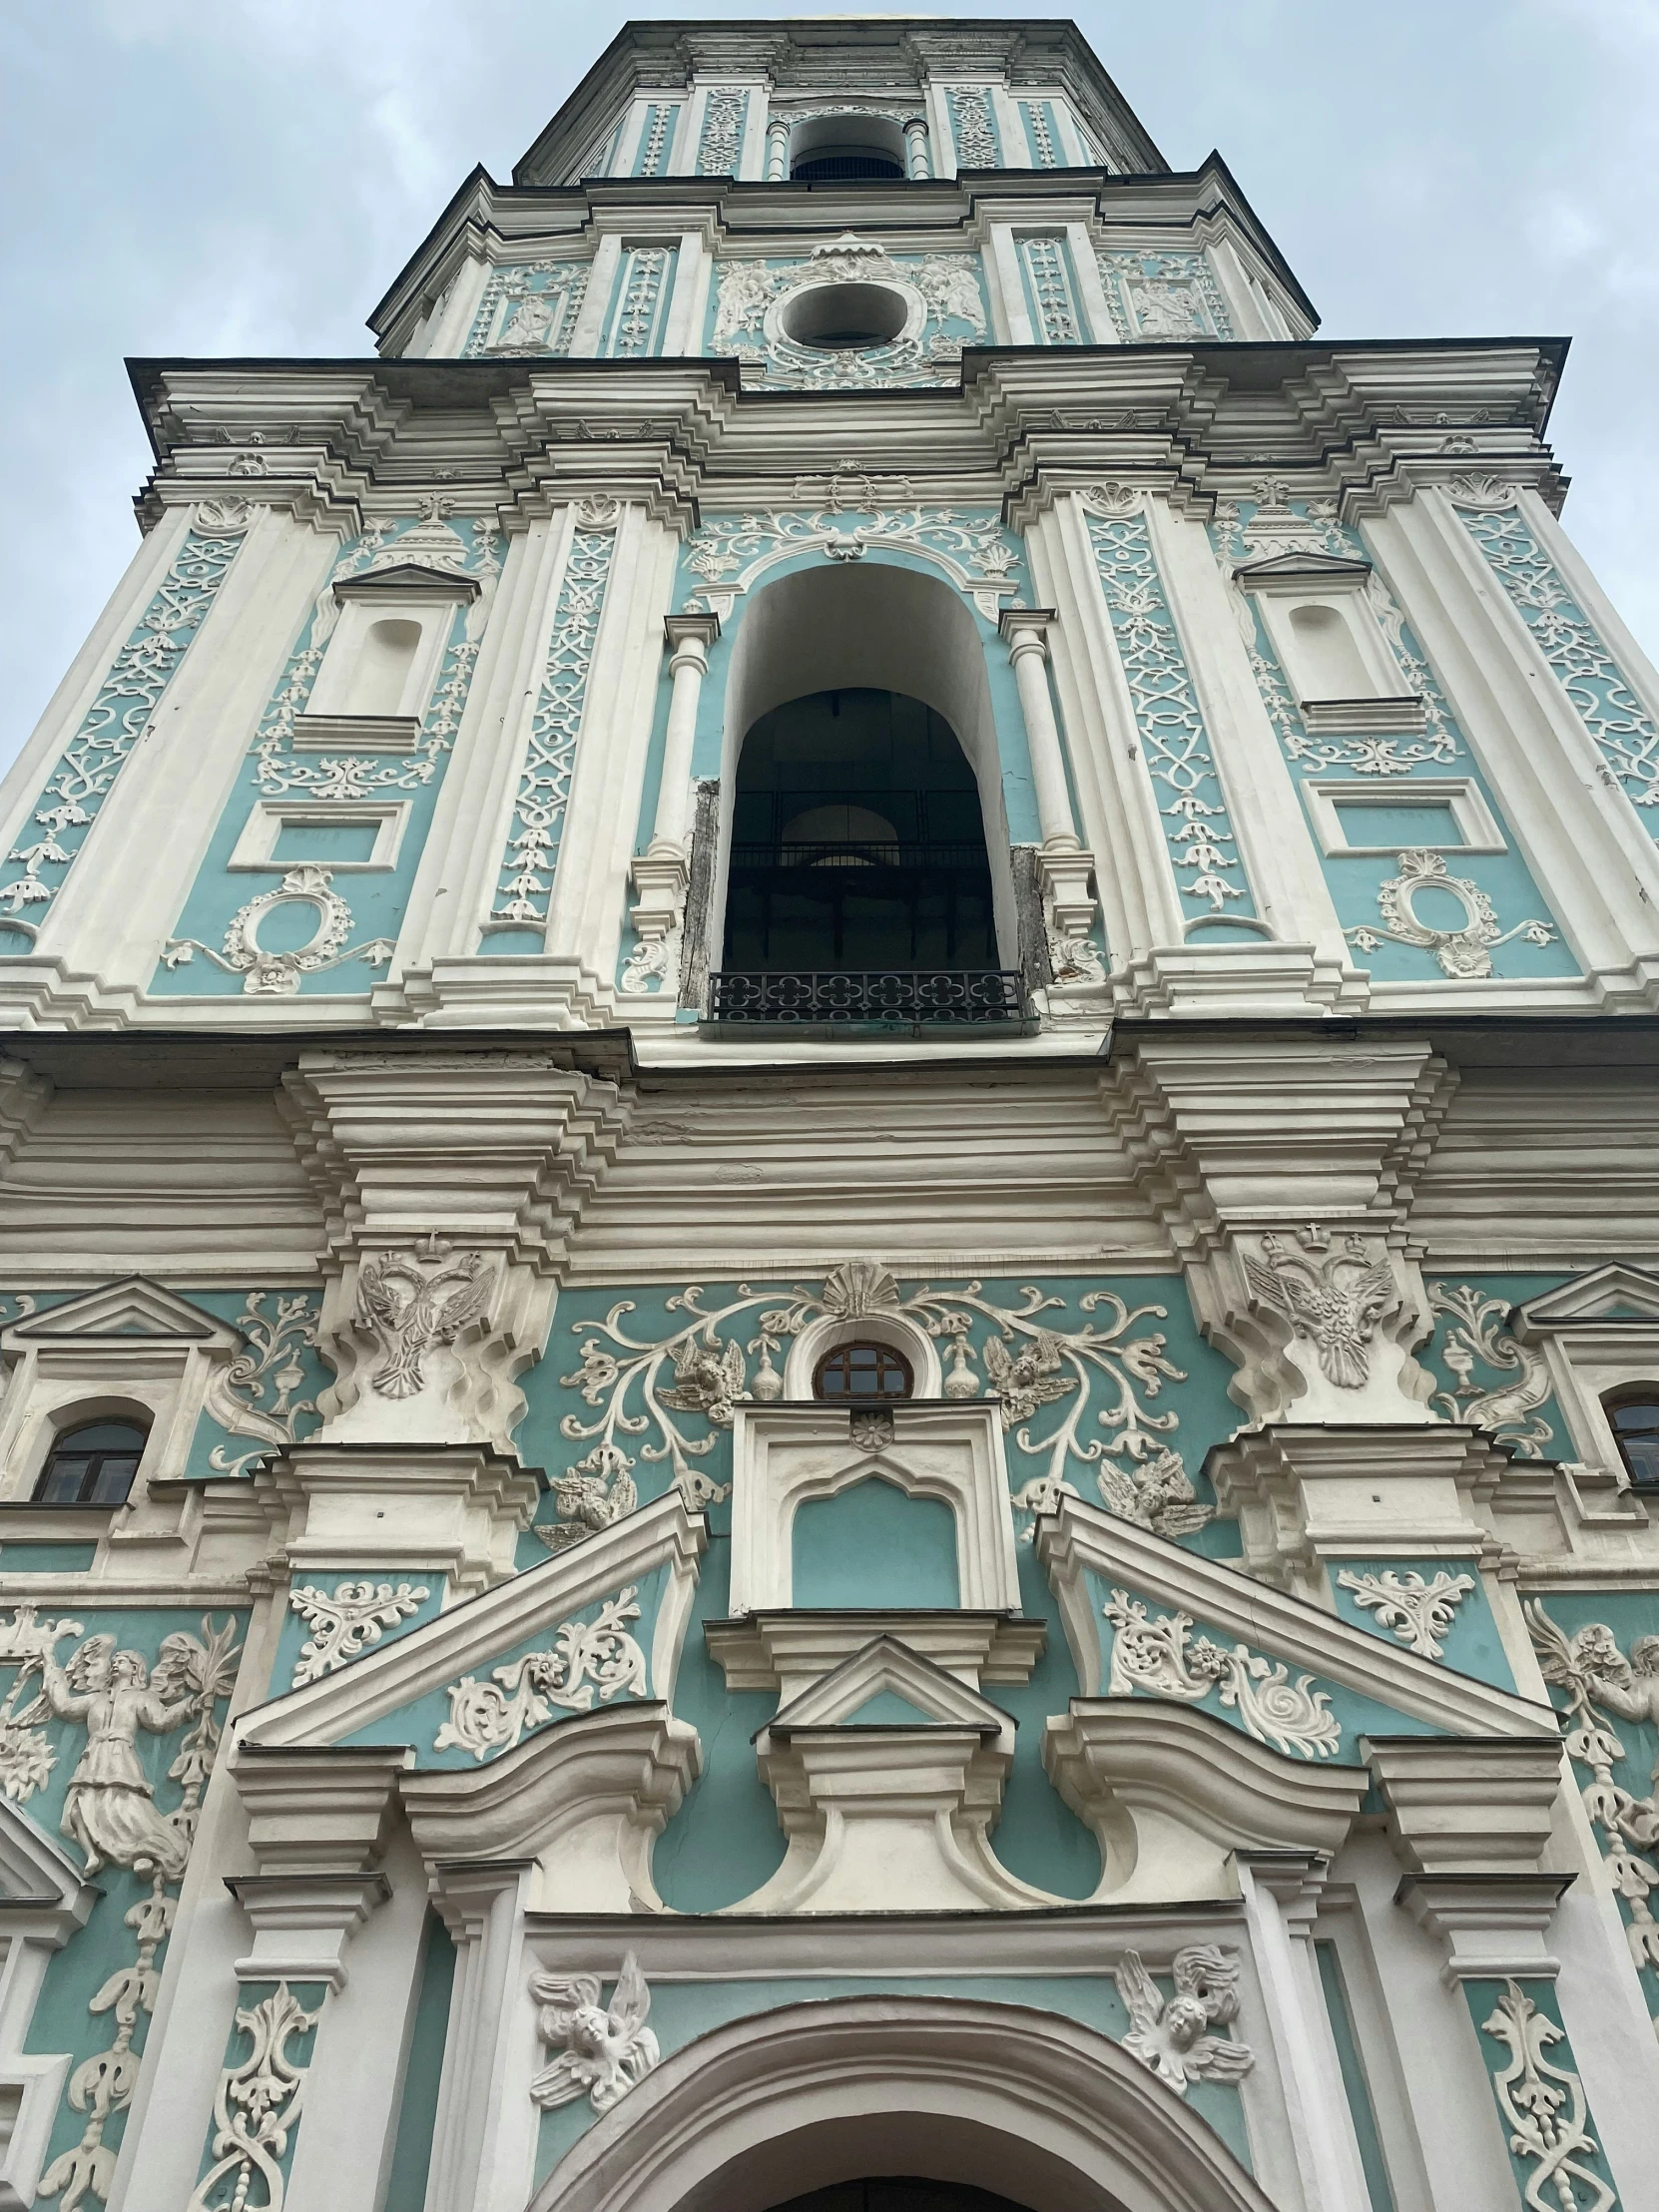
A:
[766,117,790,182]
[625,611,720,998]
[998,608,1076,849]
[902,115,931,179]
[648,613,721,856]
[1235,1853,1374,2212]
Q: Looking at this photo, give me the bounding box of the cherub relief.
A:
[528,1952,659,2113]
[1114,1944,1255,2093]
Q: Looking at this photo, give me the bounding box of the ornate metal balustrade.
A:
[708,967,1028,1026]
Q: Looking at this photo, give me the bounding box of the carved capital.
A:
[279,1049,631,1448]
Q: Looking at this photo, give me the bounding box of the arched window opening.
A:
[34,1417,149,1507]
[342,617,423,719]
[771,2185,1035,2212]
[813,1341,914,1400]
[1287,602,1373,701]
[790,115,907,183]
[1605,1389,1659,1485]
[724,687,997,974]
[782,282,908,350]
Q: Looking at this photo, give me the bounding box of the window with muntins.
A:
[814,1343,914,1400]
[34,1417,149,1506]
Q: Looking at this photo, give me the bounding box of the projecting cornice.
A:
[127,336,1570,537]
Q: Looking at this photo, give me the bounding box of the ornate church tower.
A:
[1,19,1657,2212]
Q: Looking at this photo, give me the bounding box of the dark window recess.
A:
[814,1342,915,1400]
[791,150,905,183]
[34,1418,149,1507]
[1607,1392,1659,1486]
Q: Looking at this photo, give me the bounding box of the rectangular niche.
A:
[295,568,479,749]
[228,801,410,872]
[1237,556,1424,732]
[1301,778,1506,857]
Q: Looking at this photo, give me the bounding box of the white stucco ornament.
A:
[528,1953,659,2114]
[1114,1945,1254,2093]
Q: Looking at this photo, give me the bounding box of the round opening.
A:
[792,146,905,183]
[782,281,908,352]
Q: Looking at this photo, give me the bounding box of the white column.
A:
[648,614,720,856]
[1236,1853,1375,2212]
[999,609,1076,848]
[903,115,931,180]
[767,116,790,182]
[423,1862,537,2212]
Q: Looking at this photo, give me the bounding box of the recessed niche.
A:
[782,280,907,350]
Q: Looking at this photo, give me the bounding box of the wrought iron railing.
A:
[708,968,1027,1026]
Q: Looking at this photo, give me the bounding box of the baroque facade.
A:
[1,16,1658,2212]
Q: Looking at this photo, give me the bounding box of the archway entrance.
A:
[723,685,996,974]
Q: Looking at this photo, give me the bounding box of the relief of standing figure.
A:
[39,1631,195,1878]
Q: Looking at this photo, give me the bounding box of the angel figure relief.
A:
[1244,1224,1399,1389]
[355,1236,495,1400]
[528,1952,659,2114]
[1114,1944,1255,2093]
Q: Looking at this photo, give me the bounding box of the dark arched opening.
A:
[771,2188,1035,2212]
[719,685,1009,1016]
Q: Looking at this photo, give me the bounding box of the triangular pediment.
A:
[1514,1265,1659,1330]
[0,1799,97,1920]
[1232,552,1372,587]
[237,1491,705,1764]
[1037,1495,1555,1756]
[767,1635,1013,1749]
[1,1277,243,1352]
[332,562,480,602]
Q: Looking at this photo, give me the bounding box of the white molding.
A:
[226,799,409,873]
[527,1994,1281,2212]
[1301,776,1506,857]
[728,1401,1020,1618]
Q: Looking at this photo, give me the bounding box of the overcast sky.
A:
[5,0,1657,771]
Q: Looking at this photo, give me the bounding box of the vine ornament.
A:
[1103,1587,1343,1761]
[286,1580,430,1687]
[185,1981,320,2212]
[433,1587,649,1761]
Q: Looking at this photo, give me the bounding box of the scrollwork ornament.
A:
[1346,848,1557,978]
[286,1580,430,1687]
[162,866,394,995]
[433,1587,649,1761]
[1425,1283,1554,1455]
[547,1272,1204,1543]
[1478,1980,1618,2212]
[203,1292,321,1478]
[1336,1566,1475,1661]
[1103,1587,1343,1760]
[186,1981,320,2212]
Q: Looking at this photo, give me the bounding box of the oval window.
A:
[782,281,908,351]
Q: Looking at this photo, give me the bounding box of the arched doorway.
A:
[723,685,997,975]
[707,562,1026,1026]
[526,1996,1277,2212]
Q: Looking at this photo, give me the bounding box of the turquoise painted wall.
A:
[793,1479,960,1609]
